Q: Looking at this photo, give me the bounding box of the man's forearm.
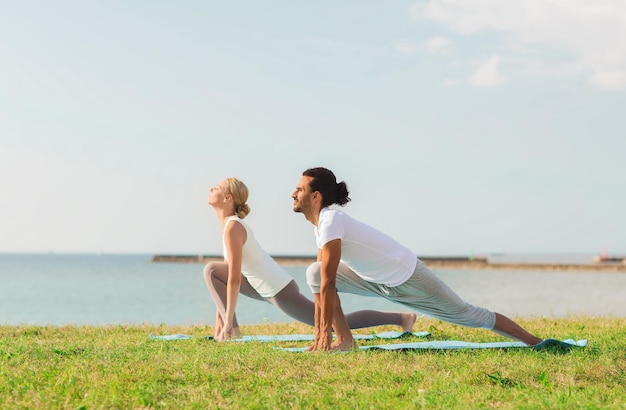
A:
[317,239,342,350]
[319,282,336,339]
[314,295,321,338]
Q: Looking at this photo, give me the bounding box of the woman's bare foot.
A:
[401,312,417,332]
[214,312,224,338]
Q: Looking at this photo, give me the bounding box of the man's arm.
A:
[313,238,353,351]
[309,249,323,350]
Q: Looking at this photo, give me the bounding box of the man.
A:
[292,167,543,352]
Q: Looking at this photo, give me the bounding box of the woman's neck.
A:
[214,207,236,227]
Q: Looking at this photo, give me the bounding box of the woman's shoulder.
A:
[224,216,248,234]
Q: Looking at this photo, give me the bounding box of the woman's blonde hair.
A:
[226,177,251,219]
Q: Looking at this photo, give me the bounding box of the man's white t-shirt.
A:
[315,207,418,287]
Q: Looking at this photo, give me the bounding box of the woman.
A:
[204,177,416,341]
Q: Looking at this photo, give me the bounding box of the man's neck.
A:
[305,207,322,227]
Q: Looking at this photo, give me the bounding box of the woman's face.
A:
[207,179,230,206]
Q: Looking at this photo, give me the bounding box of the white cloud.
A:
[469,55,505,87]
[425,37,452,55]
[410,0,626,89]
[591,70,626,89]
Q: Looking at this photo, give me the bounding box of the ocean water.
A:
[0,253,625,326]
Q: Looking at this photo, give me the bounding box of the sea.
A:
[1,253,625,327]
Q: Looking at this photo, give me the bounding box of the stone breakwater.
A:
[151,255,626,272]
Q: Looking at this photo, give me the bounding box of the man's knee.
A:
[305,262,322,293]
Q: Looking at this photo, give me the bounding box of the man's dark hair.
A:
[302,167,351,207]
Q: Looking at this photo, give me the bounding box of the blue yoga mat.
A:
[149,334,195,341]
[277,338,587,352]
[149,330,430,342]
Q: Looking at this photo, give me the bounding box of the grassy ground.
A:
[1,316,624,409]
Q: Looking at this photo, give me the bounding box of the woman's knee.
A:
[203,262,225,282]
[305,262,322,293]
[203,262,215,277]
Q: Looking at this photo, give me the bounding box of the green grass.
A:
[1,316,624,409]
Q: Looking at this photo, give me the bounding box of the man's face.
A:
[292,175,314,214]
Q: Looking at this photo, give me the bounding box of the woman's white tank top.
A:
[223,216,292,297]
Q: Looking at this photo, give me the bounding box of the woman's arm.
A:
[220,220,247,340]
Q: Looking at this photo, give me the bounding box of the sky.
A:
[1,1,625,257]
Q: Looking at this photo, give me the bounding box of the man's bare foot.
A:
[308,340,334,352]
[401,312,417,332]
[331,337,357,351]
[231,327,242,339]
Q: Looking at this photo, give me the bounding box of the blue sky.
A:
[1,1,625,257]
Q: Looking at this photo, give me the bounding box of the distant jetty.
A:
[152,255,316,266]
[151,255,491,267]
[151,255,626,271]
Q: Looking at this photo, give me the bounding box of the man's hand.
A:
[308,239,354,352]
[308,293,333,351]
[308,328,333,351]
[329,292,356,351]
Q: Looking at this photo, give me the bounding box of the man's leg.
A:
[381,260,543,345]
[492,313,542,345]
[305,262,416,330]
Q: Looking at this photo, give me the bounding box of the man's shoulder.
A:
[320,208,359,234]
[320,207,347,221]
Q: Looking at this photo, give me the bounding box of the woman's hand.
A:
[216,321,240,341]
[222,321,234,340]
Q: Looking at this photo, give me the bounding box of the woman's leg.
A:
[268,280,416,331]
[203,261,264,332]
[214,311,224,338]
[266,281,315,326]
